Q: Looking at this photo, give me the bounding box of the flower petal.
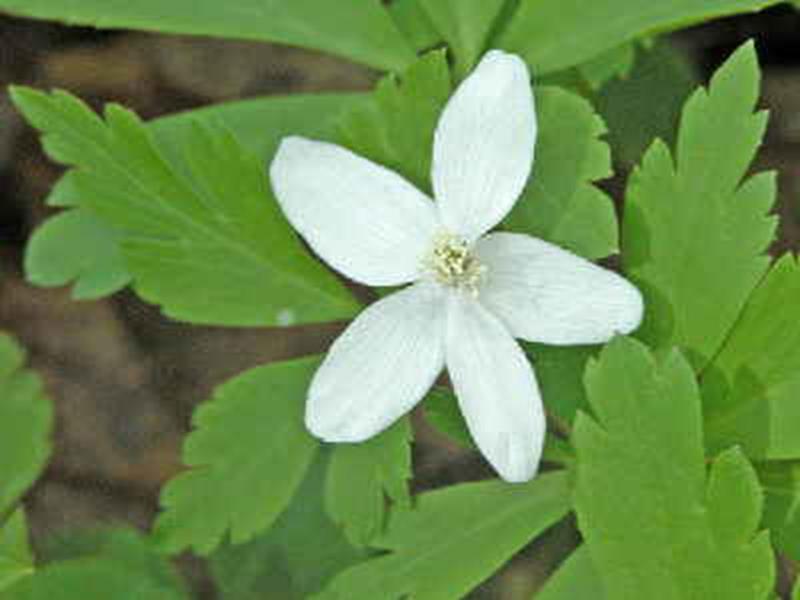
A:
[475,233,644,345]
[270,136,439,286]
[306,282,446,442]
[446,293,545,482]
[433,50,536,241]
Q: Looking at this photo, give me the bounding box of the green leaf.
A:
[577,43,637,91]
[37,529,186,592]
[325,419,412,547]
[757,461,800,561]
[0,336,53,517]
[703,255,800,459]
[24,209,131,299]
[504,86,617,260]
[524,343,596,426]
[416,0,506,78]
[622,42,776,370]
[421,387,574,467]
[29,93,365,302]
[423,387,474,448]
[12,87,360,327]
[152,358,320,555]
[423,342,595,438]
[498,0,782,75]
[592,39,697,165]
[536,546,604,600]
[0,0,414,72]
[2,529,187,600]
[387,0,441,53]
[338,51,451,194]
[573,337,774,600]
[210,452,367,600]
[153,93,368,162]
[316,471,571,600]
[0,511,34,592]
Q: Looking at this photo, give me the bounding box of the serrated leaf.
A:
[536,546,604,600]
[210,452,367,600]
[497,0,782,75]
[623,42,776,370]
[0,511,34,592]
[0,0,414,72]
[12,87,360,327]
[416,0,505,78]
[24,209,130,299]
[573,337,774,600]
[387,0,441,53]
[152,358,320,555]
[757,461,800,561]
[316,471,570,600]
[325,419,412,548]
[2,529,187,600]
[504,86,617,260]
[0,336,53,517]
[31,93,366,302]
[702,255,800,459]
[338,51,451,194]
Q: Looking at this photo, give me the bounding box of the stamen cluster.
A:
[424,232,486,294]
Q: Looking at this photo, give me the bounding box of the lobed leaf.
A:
[622,42,776,370]
[0,0,415,72]
[316,471,570,600]
[12,87,360,327]
[24,209,130,300]
[210,452,367,600]
[498,0,782,75]
[573,337,774,600]
[26,93,366,302]
[325,419,412,548]
[504,86,617,260]
[152,358,320,555]
[0,335,53,518]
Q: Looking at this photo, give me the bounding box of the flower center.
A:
[423,232,486,294]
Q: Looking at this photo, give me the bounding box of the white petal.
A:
[475,233,644,345]
[433,50,536,242]
[270,136,439,286]
[446,293,545,482]
[306,282,446,442]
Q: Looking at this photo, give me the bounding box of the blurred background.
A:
[0,4,798,598]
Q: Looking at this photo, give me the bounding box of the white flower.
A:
[270,50,643,482]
